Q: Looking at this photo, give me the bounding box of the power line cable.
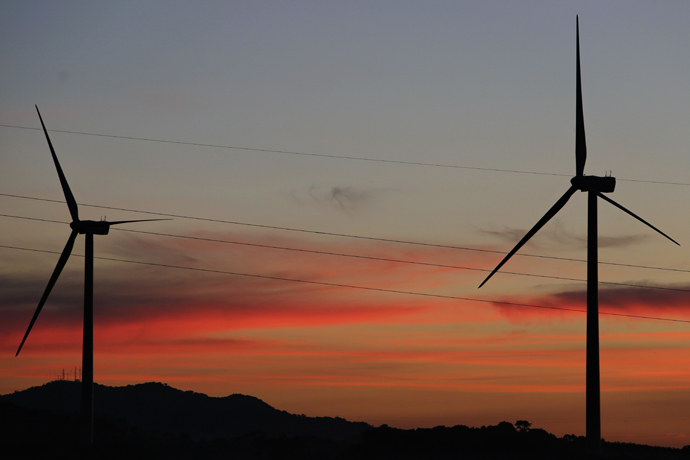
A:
[1,243,689,325]
[1,123,688,186]
[1,196,687,274]
[3,213,690,293]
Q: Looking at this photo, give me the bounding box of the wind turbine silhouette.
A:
[478,17,678,457]
[15,106,169,445]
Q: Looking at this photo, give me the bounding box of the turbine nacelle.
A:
[571,175,616,194]
[70,220,111,235]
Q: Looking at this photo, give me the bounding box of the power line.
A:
[1,243,689,325]
[1,123,688,186]
[1,195,687,275]
[3,212,690,294]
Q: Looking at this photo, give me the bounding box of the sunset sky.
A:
[2,1,690,448]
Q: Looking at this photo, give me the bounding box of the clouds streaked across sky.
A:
[2,1,690,448]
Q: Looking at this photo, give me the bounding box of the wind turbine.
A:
[478,17,678,457]
[15,105,169,445]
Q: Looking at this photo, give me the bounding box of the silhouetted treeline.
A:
[2,381,689,460]
[351,423,689,460]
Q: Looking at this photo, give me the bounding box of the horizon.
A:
[2,377,681,447]
[2,1,690,449]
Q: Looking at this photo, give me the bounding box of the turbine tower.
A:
[15,106,168,445]
[478,17,678,457]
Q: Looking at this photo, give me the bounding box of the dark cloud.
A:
[327,186,374,211]
[295,184,385,213]
[480,227,531,245]
[549,284,690,313]
[103,232,198,265]
[0,272,83,313]
[479,220,649,250]
[492,282,690,323]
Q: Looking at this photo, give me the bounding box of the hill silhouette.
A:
[2,381,689,460]
[0,380,369,441]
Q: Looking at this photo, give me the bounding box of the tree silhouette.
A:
[515,420,532,433]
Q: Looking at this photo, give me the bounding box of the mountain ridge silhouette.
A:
[0,380,370,441]
[2,380,689,460]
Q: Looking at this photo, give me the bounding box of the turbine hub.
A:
[70,220,111,235]
[571,175,616,193]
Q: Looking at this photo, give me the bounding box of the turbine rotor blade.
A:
[107,218,172,226]
[479,185,578,288]
[16,230,79,357]
[35,106,80,222]
[575,16,587,177]
[596,192,679,246]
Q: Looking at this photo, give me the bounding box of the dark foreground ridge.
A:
[1,380,688,460]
